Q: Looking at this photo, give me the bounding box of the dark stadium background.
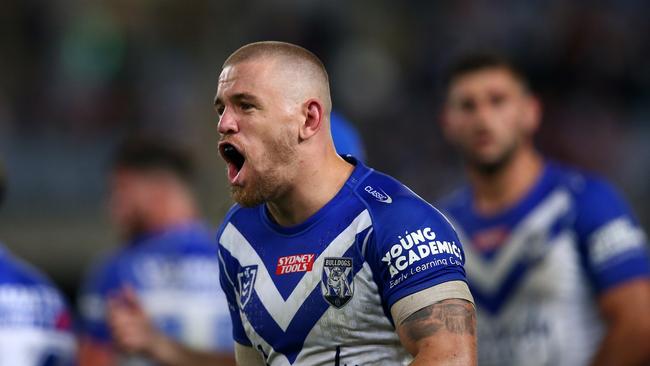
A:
[1,1,649,305]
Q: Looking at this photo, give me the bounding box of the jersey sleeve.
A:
[78,256,121,343]
[364,193,470,313]
[574,177,650,293]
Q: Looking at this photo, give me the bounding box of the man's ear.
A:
[523,94,542,134]
[299,99,324,141]
[440,107,448,129]
[439,106,454,141]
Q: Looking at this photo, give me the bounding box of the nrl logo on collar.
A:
[321,257,354,308]
[237,265,258,309]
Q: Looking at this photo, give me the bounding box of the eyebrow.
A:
[213,92,261,107]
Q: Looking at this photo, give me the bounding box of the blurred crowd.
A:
[1,0,649,308]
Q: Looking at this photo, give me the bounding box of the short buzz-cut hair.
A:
[112,137,194,184]
[443,52,531,92]
[223,41,329,82]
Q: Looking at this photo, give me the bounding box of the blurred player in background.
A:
[330,110,366,162]
[438,53,650,366]
[215,41,476,365]
[0,161,77,365]
[78,139,235,366]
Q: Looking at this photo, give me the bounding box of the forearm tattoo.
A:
[401,299,476,342]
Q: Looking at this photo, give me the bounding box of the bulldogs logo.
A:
[237,265,258,309]
[321,257,354,308]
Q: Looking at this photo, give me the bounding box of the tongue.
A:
[227,162,240,183]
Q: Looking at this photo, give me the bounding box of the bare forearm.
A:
[79,340,115,366]
[410,350,474,366]
[408,336,476,366]
[592,280,650,366]
[398,299,477,366]
[147,335,235,366]
[590,324,650,366]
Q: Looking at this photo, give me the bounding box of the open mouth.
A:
[219,142,246,183]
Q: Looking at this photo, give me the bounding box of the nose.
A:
[217,108,239,135]
[473,102,494,128]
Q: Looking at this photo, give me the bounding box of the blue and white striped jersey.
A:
[0,244,76,366]
[439,162,650,366]
[79,222,234,362]
[217,156,469,365]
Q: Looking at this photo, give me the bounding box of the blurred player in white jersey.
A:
[0,161,77,366]
[438,53,650,366]
[78,139,235,366]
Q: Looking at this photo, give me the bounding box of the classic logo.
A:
[321,257,354,308]
[364,185,392,204]
[237,265,258,309]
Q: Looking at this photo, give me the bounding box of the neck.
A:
[467,145,543,216]
[266,147,354,227]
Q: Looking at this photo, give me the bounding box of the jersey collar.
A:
[260,154,368,236]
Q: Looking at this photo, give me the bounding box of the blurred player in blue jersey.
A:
[438,53,650,366]
[330,111,366,162]
[214,41,476,365]
[78,139,235,366]
[0,161,77,365]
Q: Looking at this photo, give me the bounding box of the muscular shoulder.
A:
[548,164,637,229]
[548,164,649,285]
[353,168,454,236]
[547,163,618,204]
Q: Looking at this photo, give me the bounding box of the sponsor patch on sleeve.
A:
[381,227,464,289]
[589,217,647,266]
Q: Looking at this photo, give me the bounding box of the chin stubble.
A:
[467,139,519,176]
[229,132,296,207]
